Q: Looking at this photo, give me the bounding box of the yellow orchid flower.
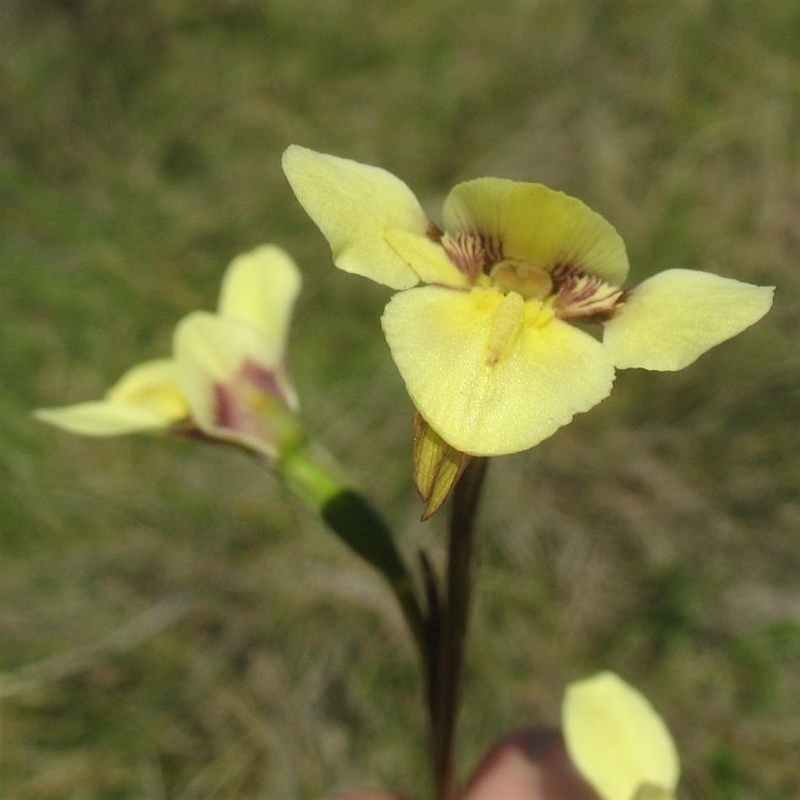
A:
[35,245,303,459]
[563,671,680,800]
[283,145,774,458]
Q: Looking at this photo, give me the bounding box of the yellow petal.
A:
[282,145,428,290]
[176,313,284,380]
[384,227,469,287]
[381,286,615,456]
[217,245,302,354]
[34,359,188,436]
[33,400,176,436]
[563,671,679,800]
[443,178,629,286]
[603,269,775,371]
[174,312,299,454]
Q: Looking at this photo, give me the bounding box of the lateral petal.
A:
[563,672,679,800]
[443,178,629,286]
[33,401,176,436]
[603,269,775,371]
[381,286,615,456]
[217,245,302,353]
[384,226,469,287]
[282,145,428,290]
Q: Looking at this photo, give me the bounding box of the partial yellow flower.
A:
[563,671,679,800]
[283,145,774,458]
[35,245,303,459]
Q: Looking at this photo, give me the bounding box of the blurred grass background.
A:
[2,0,799,798]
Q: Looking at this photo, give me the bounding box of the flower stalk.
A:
[277,440,490,800]
[425,457,489,800]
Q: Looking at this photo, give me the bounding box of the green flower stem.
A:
[429,457,489,800]
[265,442,488,800]
[274,443,427,660]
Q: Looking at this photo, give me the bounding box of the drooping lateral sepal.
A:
[412,413,472,520]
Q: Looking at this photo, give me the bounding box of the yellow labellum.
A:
[382,286,615,456]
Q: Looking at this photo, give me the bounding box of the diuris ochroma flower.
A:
[282,145,774,459]
[35,245,303,459]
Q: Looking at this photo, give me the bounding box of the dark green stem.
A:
[429,457,489,800]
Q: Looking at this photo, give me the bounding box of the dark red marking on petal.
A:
[442,232,489,282]
[552,264,624,322]
[426,221,444,242]
[242,359,283,398]
[214,382,245,429]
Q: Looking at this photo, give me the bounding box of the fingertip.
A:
[464,728,599,800]
[323,791,411,800]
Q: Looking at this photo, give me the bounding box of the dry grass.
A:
[2,1,799,798]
